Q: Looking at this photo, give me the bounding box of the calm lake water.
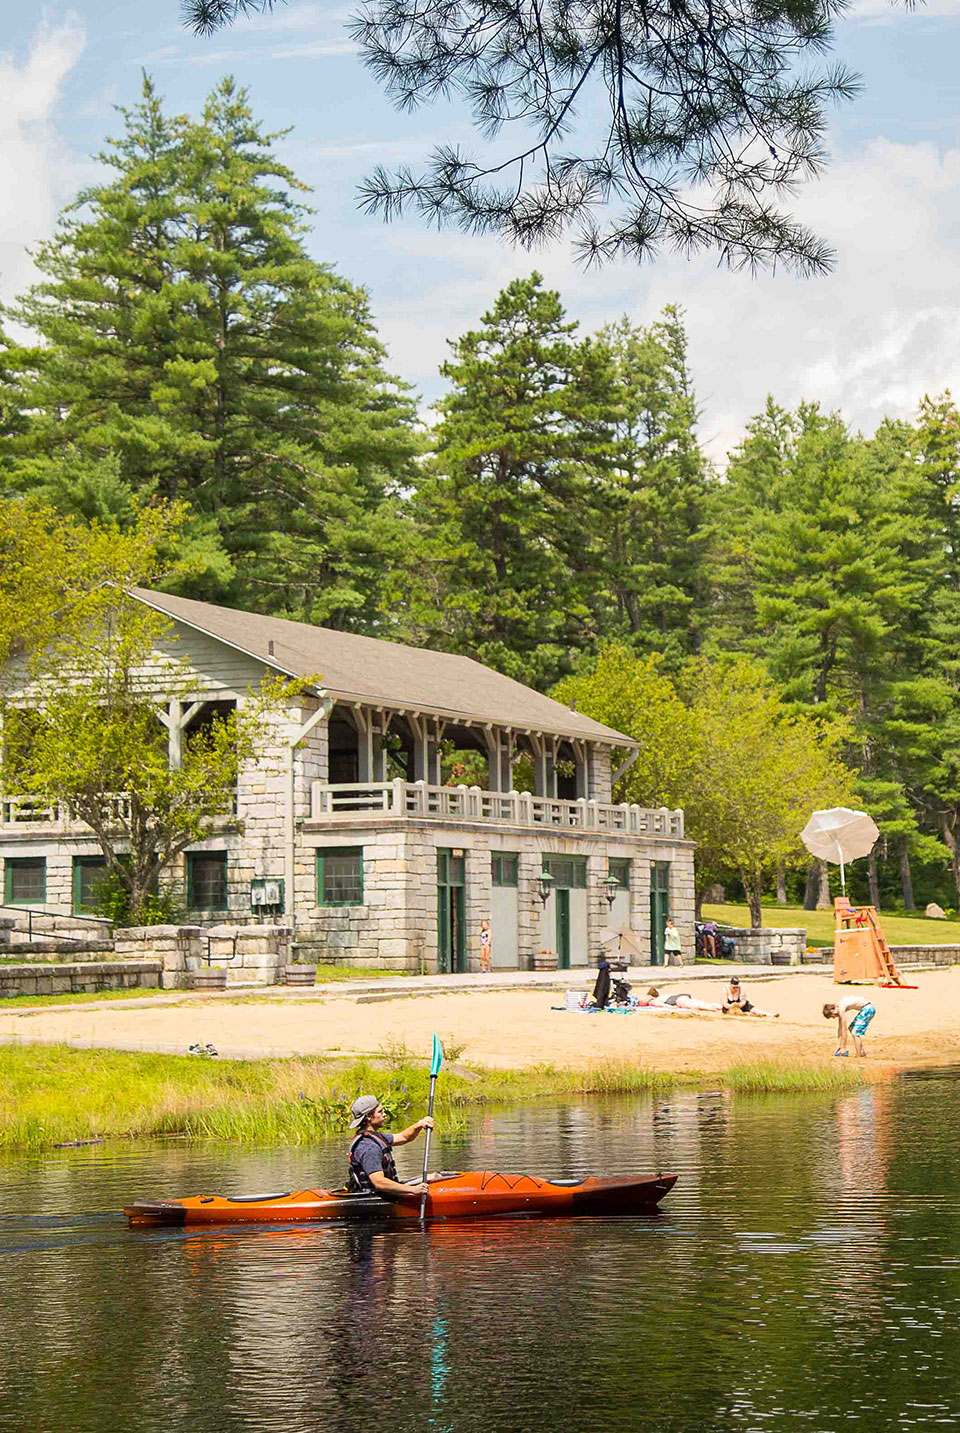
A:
[2,1072,959,1433]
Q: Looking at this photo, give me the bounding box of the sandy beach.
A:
[2,967,959,1072]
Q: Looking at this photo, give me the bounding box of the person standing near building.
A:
[479,918,492,973]
[663,918,683,966]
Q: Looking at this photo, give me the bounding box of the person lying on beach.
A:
[646,987,723,1013]
[722,977,779,1019]
[823,996,876,1057]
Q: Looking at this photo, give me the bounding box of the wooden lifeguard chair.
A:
[833,899,903,985]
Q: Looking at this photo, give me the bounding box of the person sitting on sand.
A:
[647,987,722,1013]
[347,1095,434,1197]
[823,996,876,1057]
[722,976,779,1019]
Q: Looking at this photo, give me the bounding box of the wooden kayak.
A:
[124,1170,677,1226]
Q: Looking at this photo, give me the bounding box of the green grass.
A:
[0,965,411,1012]
[0,987,174,1010]
[312,965,413,982]
[0,1046,872,1151]
[702,902,960,947]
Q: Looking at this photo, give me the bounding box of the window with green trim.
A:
[5,857,46,905]
[437,851,465,886]
[651,861,671,893]
[317,848,364,905]
[492,852,519,887]
[608,858,631,889]
[187,852,228,910]
[73,856,107,913]
[542,856,587,889]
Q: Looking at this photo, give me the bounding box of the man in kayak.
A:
[347,1094,434,1198]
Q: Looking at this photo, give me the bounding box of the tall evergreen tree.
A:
[0,76,417,629]
[713,400,931,906]
[892,394,960,905]
[401,274,617,688]
[591,308,712,666]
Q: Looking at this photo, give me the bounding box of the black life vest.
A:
[348,1128,399,1193]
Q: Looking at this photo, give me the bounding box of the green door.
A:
[437,851,466,974]
[650,861,671,966]
[556,889,571,969]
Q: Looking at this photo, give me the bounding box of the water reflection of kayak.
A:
[124,1171,677,1226]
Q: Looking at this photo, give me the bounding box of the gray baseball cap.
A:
[348,1094,380,1129]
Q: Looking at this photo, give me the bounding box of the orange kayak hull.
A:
[124,1171,677,1226]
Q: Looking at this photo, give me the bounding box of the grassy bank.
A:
[702,902,960,947]
[0,1045,873,1152]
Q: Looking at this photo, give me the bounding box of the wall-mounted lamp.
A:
[602,875,621,910]
[537,871,555,906]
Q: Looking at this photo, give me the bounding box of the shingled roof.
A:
[131,588,636,748]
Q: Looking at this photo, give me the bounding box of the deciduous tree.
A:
[555,645,855,923]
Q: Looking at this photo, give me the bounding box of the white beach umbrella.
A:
[799,807,880,896]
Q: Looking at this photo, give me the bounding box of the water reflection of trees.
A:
[3,1081,960,1432]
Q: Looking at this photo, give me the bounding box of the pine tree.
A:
[591,308,713,666]
[0,76,417,628]
[893,394,960,906]
[713,401,932,907]
[401,274,617,688]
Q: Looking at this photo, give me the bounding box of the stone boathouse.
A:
[0,590,694,973]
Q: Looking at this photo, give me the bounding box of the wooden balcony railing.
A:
[310,779,684,838]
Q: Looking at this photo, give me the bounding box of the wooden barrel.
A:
[190,968,227,991]
[282,964,317,987]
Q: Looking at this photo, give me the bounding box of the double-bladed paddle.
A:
[419,1033,443,1219]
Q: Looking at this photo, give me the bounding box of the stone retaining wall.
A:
[717,927,807,966]
[113,923,291,987]
[889,944,960,967]
[767,928,807,965]
[723,927,772,964]
[0,960,161,998]
[6,942,117,959]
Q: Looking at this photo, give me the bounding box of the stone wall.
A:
[206,924,292,985]
[114,925,204,988]
[722,927,773,964]
[889,944,960,967]
[0,960,161,998]
[114,923,291,986]
[294,821,696,973]
[768,928,807,965]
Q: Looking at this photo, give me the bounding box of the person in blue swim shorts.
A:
[823,995,876,1057]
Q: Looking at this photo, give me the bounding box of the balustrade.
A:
[310,779,683,838]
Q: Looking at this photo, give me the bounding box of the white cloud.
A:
[149,4,356,65]
[848,0,960,21]
[364,135,960,463]
[0,15,86,315]
[232,3,352,32]
[175,37,357,64]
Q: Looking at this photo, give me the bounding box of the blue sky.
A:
[3,2,960,459]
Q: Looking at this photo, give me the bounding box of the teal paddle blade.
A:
[430,1033,444,1077]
